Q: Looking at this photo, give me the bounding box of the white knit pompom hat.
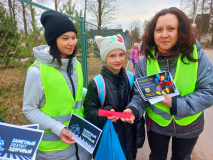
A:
[95,34,126,62]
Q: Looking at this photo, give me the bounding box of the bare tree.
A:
[199,0,205,40]
[53,0,63,11]
[180,0,200,17]
[84,0,87,21]
[192,0,199,23]
[87,0,120,32]
[180,0,212,42]
[7,0,16,19]
[59,0,82,49]
[179,0,210,21]
[21,1,28,35]
[130,20,142,43]
[29,0,36,34]
[8,0,12,17]
[55,0,58,11]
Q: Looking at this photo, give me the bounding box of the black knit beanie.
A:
[40,10,77,46]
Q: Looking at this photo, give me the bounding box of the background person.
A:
[127,7,213,160]
[131,42,140,69]
[140,42,144,56]
[22,10,91,160]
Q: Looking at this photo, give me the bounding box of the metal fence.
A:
[0,0,130,124]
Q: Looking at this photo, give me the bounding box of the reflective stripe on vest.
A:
[146,45,202,126]
[29,61,84,151]
[73,61,84,117]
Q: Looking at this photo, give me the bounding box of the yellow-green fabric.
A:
[146,45,202,126]
[73,61,84,118]
[29,61,84,151]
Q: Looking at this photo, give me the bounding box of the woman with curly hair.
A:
[127,7,213,160]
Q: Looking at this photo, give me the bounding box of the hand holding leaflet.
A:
[67,114,102,154]
[134,71,179,104]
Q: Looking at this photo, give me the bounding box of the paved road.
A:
[126,48,213,160]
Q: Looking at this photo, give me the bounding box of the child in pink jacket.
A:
[131,43,140,69]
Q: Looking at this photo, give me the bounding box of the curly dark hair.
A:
[49,39,78,68]
[142,7,197,63]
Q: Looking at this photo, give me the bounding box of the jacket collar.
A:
[33,45,77,71]
[101,65,125,82]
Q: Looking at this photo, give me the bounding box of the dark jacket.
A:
[84,65,144,160]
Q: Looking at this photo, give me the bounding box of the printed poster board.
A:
[135,71,179,104]
[0,122,43,160]
[68,114,102,154]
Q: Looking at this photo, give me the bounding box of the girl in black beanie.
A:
[23,10,91,160]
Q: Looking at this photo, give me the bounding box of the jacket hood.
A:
[33,45,77,70]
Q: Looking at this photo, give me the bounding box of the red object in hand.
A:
[98,109,131,119]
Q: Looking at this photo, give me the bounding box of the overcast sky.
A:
[49,0,183,31]
[113,0,181,31]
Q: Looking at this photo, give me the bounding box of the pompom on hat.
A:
[40,10,77,46]
[95,34,126,61]
[134,43,138,47]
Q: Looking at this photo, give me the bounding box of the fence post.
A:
[80,17,88,88]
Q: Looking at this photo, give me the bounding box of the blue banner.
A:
[0,122,43,160]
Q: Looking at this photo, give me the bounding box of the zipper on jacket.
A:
[166,59,169,72]
[75,143,80,160]
[168,60,176,136]
[124,123,128,160]
[67,59,79,159]
[173,118,176,136]
[67,59,76,100]
[117,79,122,111]
[118,75,128,159]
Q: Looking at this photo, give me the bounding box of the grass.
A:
[0,66,30,125]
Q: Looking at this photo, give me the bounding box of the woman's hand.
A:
[120,108,135,124]
[107,109,119,123]
[160,93,172,108]
[60,128,76,144]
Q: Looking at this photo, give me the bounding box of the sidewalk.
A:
[126,59,136,75]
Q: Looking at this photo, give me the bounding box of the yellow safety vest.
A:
[146,45,202,126]
[29,61,84,151]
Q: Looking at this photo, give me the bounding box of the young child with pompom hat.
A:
[131,43,140,69]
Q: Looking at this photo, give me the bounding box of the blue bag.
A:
[94,120,126,160]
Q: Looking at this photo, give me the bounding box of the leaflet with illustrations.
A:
[135,71,179,104]
[67,114,102,154]
[0,122,43,160]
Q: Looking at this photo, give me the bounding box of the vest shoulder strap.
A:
[93,71,134,107]
[93,74,106,107]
